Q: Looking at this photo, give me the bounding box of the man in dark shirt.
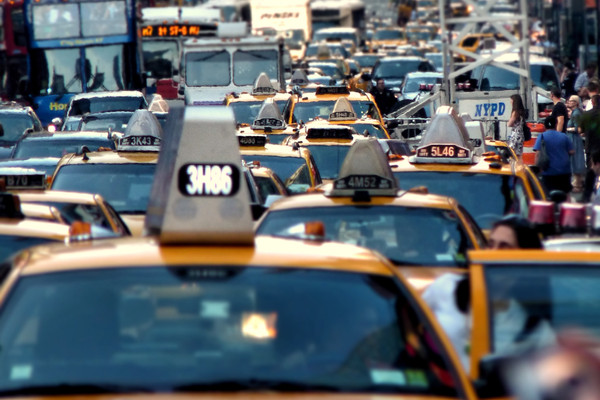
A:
[370,79,397,116]
[550,87,568,133]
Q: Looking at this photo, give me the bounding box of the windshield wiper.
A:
[0,383,152,397]
[173,379,342,392]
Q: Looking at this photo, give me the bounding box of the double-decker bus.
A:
[18,0,144,125]
[141,6,219,99]
[0,0,28,101]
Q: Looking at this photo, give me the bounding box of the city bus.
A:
[17,0,144,125]
[141,6,219,99]
[0,0,28,101]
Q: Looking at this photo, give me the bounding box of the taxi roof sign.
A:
[145,106,253,245]
[290,69,309,86]
[251,98,286,131]
[238,133,267,147]
[329,138,397,197]
[306,125,355,140]
[251,72,277,95]
[315,86,350,95]
[329,97,357,121]
[412,106,475,164]
[118,110,163,152]
[0,168,46,190]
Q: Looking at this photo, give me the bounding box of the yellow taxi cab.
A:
[245,162,289,201]
[237,98,298,145]
[49,110,161,236]
[389,106,546,233]
[0,105,477,400]
[0,168,130,236]
[464,249,600,398]
[282,85,384,126]
[283,123,370,183]
[237,132,322,194]
[257,139,487,292]
[225,73,292,126]
[304,97,391,139]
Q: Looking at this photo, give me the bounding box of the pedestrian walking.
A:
[369,78,397,116]
[507,94,526,160]
[550,87,568,133]
[578,94,600,202]
[560,61,578,98]
[566,95,586,192]
[575,63,597,94]
[585,81,600,111]
[533,115,574,194]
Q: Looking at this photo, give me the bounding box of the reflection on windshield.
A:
[485,265,600,355]
[0,236,56,263]
[0,115,38,142]
[292,101,380,123]
[304,145,349,180]
[186,50,230,86]
[230,100,286,125]
[233,50,278,86]
[394,171,527,229]
[241,155,312,193]
[31,45,127,95]
[143,40,179,80]
[374,61,424,80]
[258,206,470,266]
[0,267,459,396]
[51,163,156,213]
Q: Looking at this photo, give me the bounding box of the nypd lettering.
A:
[179,163,240,197]
[474,102,506,117]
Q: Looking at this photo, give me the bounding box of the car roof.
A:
[267,190,459,211]
[16,235,396,277]
[70,90,146,100]
[21,131,115,140]
[56,150,159,166]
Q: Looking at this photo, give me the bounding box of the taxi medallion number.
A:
[119,135,161,147]
[334,175,393,190]
[179,163,240,196]
[417,144,469,158]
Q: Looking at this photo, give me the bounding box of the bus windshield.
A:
[143,40,179,80]
[30,45,127,95]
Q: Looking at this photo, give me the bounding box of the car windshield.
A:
[241,155,312,193]
[229,100,287,125]
[292,101,380,123]
[345,123,387,139]
[373,60,425,80]
[12,138,115,159]
[0,266,459,396]
[304,144,350,180]
[479,64,559,91]
[0,114,38,143]
[314,31,358,45]
[142,39,179,80]
[374,30,406,40]
[186,50,230,86]
[258,207,471,267]
[305,45,348,59]
[394,171,529,229]
[51,163,156,213]
[69,97,146,116]
[352,55,381,68]
[233,49,279,86]
[485,264,600,355]
[81,115,131,132]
